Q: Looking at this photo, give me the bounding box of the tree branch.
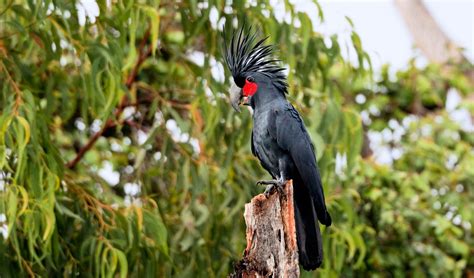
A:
[66,29,152,169]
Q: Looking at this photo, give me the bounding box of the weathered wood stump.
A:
[230,180,299,278]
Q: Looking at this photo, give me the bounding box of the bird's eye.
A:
[246,76,255,83]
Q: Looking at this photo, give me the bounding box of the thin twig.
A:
[0,0,14,17]
[126,30,151,88]
[0,60,22,113]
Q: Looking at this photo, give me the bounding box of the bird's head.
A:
[223,26,288,112]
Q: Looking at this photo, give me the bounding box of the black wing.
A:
[269,103,332,226]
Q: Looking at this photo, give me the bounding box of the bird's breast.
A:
[252,110,284,177]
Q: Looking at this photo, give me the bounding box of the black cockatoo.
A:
[223,27,332,270]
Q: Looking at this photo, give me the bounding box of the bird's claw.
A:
[264,183,285,198]
[256,179,286,198]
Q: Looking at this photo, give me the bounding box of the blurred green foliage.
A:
[0,0,472,277]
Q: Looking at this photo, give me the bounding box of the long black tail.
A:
[293,176,323,270]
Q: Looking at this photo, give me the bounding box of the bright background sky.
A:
[307,0,473,70]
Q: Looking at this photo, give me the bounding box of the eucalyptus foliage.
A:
[0,0,472,277]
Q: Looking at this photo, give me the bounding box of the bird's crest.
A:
[223,25,288,93]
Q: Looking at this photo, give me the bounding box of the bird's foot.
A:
[256,179,286,198]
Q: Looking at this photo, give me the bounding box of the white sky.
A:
[312,0,474,69]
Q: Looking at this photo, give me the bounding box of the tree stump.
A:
[230,180,300,278]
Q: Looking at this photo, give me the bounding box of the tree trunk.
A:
[230,180,300,278]
[394,0,465,64]
[394,0,473,82]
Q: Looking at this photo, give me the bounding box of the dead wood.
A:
[230,180,300,278]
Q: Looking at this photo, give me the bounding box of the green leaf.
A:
[144,210,168,256]
[139,5,160,55]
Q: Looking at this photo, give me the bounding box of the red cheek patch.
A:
[243,79,258,96]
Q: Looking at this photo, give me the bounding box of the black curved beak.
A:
[229,81,243,112]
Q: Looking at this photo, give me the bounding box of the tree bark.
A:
[230,180,300,278]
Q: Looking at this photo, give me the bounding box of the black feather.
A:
[223,26,288,93]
